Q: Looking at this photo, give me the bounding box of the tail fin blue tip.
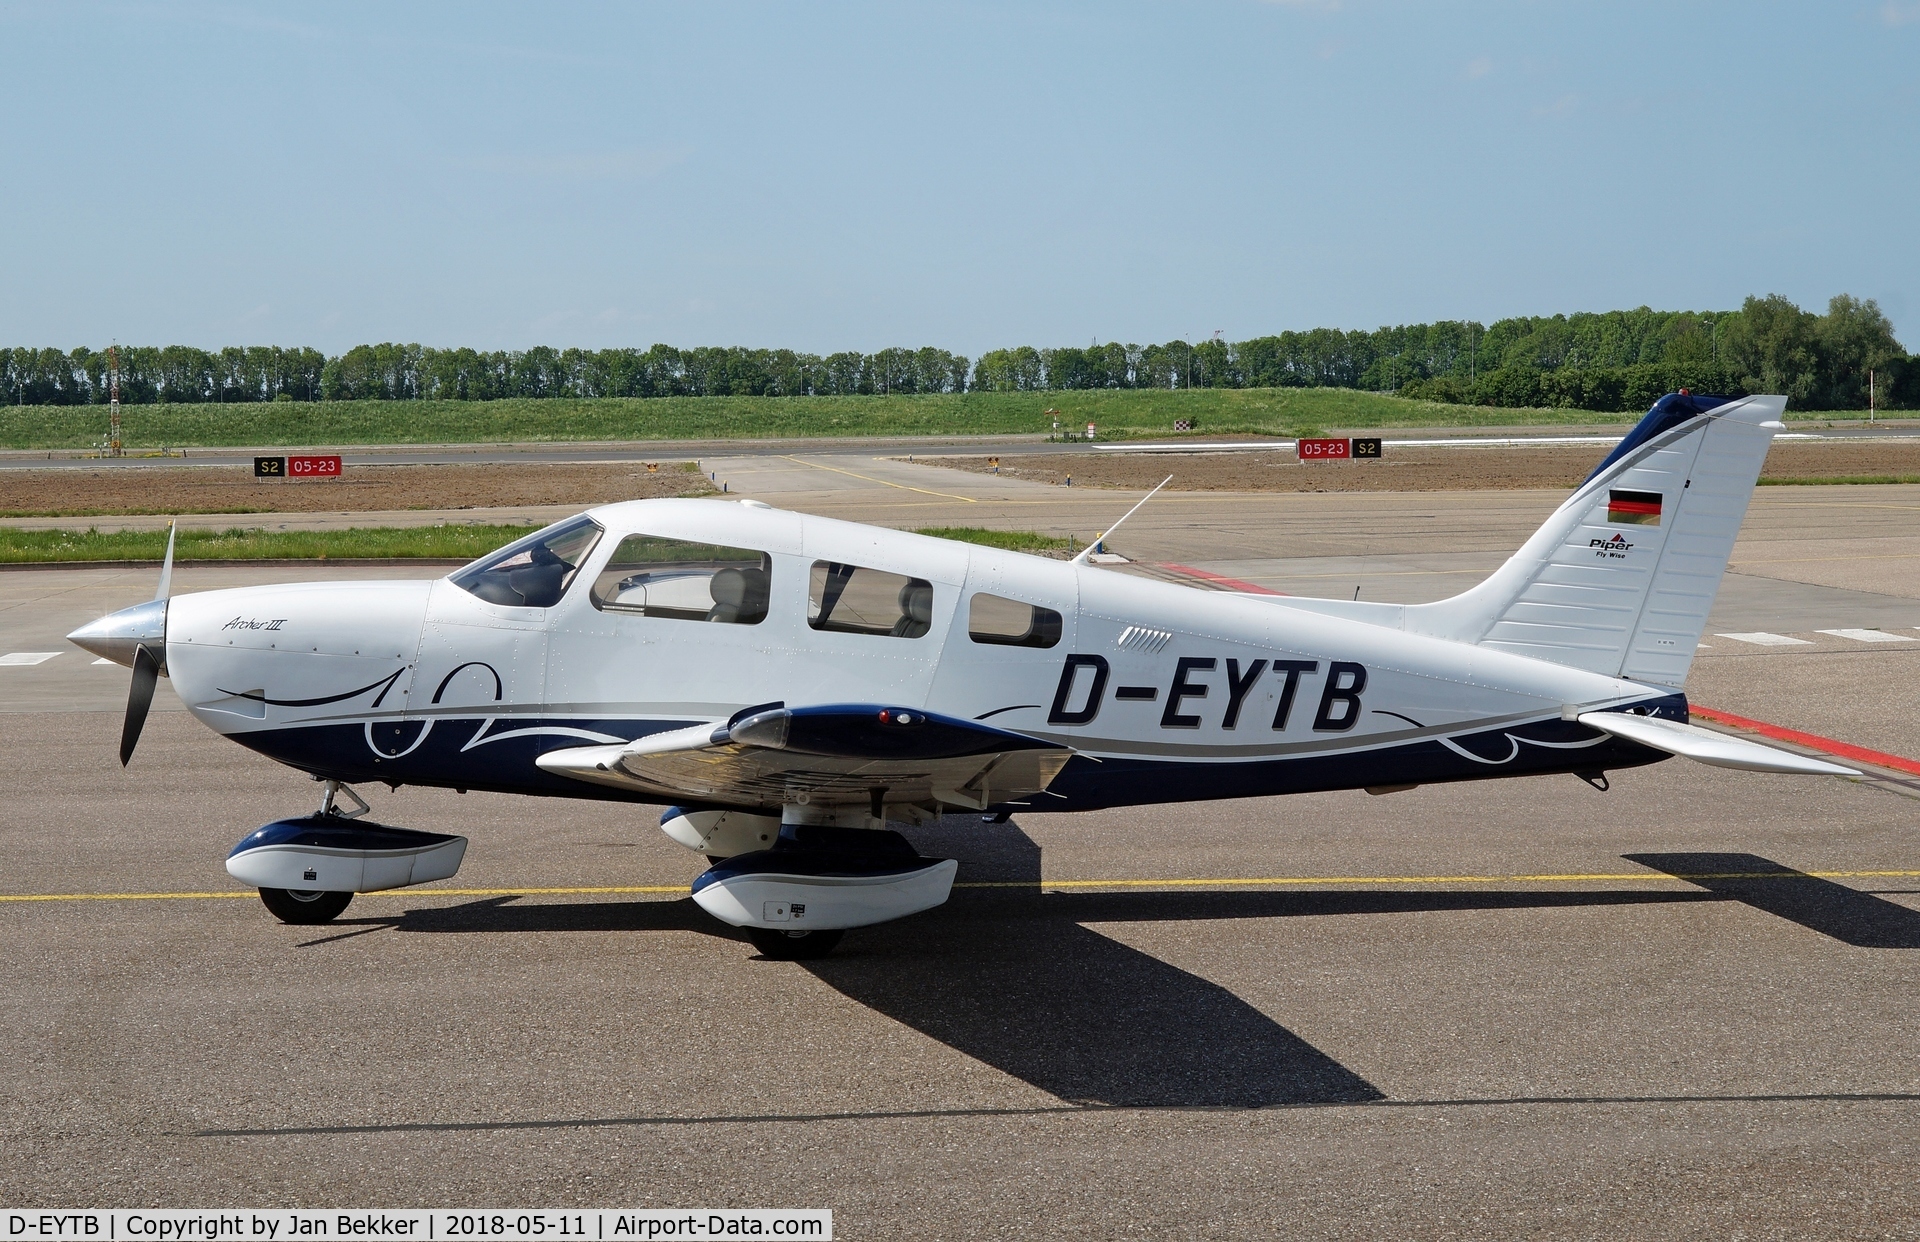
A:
[1583,391,1738,485]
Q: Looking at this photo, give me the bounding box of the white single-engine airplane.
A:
[70,393,1856,958]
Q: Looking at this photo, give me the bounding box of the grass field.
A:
[910,527,1075,554]
[0,524,540,564]
[1759,475,1920,486]
[0,389,1653,450]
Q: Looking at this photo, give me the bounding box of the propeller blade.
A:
[120,643,160,767]
[154,521,177,602]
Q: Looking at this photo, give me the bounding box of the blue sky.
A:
[2,1,1915,354]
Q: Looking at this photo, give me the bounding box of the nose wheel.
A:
[258,887,354,924]
[252,780,367,924]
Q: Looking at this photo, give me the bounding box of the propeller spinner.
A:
[67,522,175,765]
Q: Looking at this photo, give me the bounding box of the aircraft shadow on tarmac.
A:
[359,820,1791,1111]
[806,813,1385,1108]
[1625,852,1920,949]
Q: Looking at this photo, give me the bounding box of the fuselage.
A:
[160,498,1674,813]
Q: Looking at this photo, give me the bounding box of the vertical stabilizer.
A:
[1406,393,1785,687]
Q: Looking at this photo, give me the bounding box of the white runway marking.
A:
[0,652,62,666]
[92,657,118,665]
[1715,632,1814,647]
[1817,628,1914,643]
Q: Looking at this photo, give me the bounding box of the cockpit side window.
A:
[967,592,1063,648]
[591,535,772,624]
[450,517,603,608]
[808,562,934,638]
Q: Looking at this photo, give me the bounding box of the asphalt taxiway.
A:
[3,473,1919,1237]
[3,416,1918,472]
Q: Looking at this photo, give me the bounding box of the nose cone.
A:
[68,598,168,669]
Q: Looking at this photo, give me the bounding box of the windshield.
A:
[450,517,603,608]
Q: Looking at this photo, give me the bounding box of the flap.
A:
[1577,711,1859,777]
[537,704,1074,810]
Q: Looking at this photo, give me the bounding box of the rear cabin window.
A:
[808,562,935,638]
[451,518,603,609]
[591,535,772,624]
[967,593,1063,649]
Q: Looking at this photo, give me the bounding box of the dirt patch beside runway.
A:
[0,460,716,516]
[15,441,1920,514]
[925,440,1920,491]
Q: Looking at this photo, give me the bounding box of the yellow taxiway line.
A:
[961,869,1920,888]
[5,870,1918,905]
[777,455,979,502]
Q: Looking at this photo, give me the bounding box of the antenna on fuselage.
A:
[1070,474,1173,566]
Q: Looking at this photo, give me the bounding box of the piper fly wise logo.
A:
[1590,533,1633,559]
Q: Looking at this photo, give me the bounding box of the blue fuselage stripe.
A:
[223,698,1680,813]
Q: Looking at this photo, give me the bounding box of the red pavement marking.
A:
[1691,704,1920,777]
[1158,563,1284,595]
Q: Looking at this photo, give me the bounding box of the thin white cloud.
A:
[214,8,328,41]
[1883,2,1920,26]
[452,148,689,181]
[109,3,329,42]
[1533,93,1578,117]
[1464,55,1493,80]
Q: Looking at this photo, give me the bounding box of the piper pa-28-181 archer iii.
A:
[70,393,1856,958]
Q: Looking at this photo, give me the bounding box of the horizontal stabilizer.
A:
[1576,712,1859,776]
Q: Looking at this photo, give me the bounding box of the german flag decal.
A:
[1608,489,1663,526]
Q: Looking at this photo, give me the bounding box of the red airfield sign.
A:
[288,455,342,477]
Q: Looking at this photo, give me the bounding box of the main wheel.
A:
[746,927,844,960]
[258,887,354,925]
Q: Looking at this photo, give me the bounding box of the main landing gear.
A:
[684,813,959,961]
[745,928,845,961]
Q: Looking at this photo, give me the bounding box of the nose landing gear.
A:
[258,886,354,924]
[255,780,370,925]
[230,780,469,926]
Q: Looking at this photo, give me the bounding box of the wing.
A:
[536,703,1074,811]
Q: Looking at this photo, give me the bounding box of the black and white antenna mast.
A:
[108,342,123,457]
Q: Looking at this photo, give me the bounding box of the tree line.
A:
[1,345,328,407]
[1397,295,1910,411]
[3,294,1909,412]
